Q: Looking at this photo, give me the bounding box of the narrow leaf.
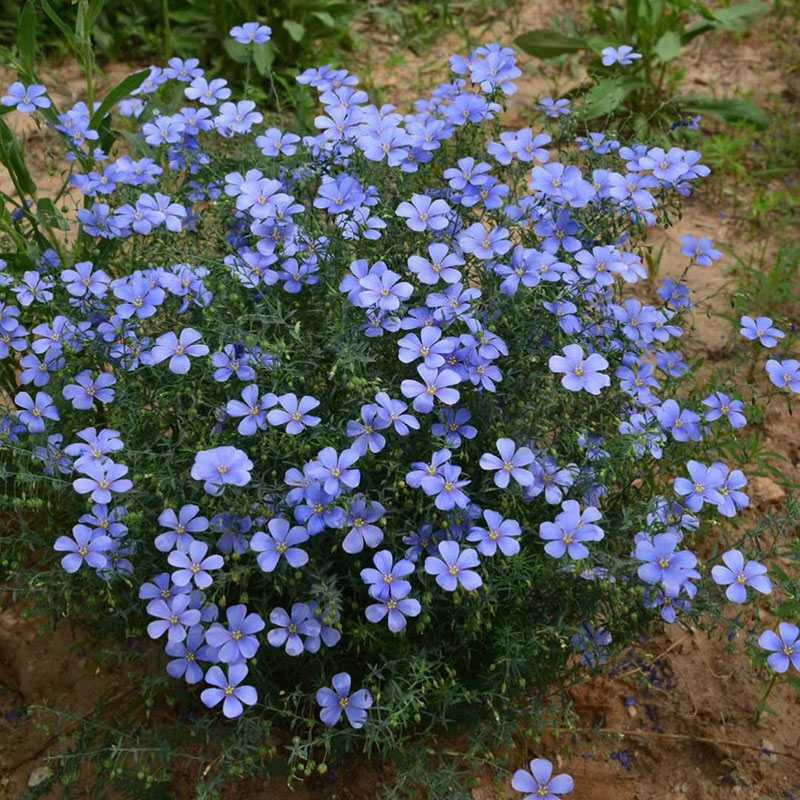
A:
[18,0,37,75]
[514,29,586,59]
[89,70,149,130]
[681,94,768,128]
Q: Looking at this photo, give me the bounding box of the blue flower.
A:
[316,672,373,728]
[766,359,800,393]
[205,604,265,662]
[62,370,116,410]
[702,392,746,429]
[680,234,721,266]
[424,540,482,591]
[601,45,642,66]
[366,594,421,632]
[711,550,771,604]
[267,393,321,434]
[201,663,258,718]
[343,496,385,554]
[400,365,461,413]
[395,194,451,232]
[14,390,59,433]
[431,408,477,448]
[479,438,535,489]
[191,446,253,495]
[634,533,697,596]
[739,315,784,348]
[548,345,610,395]
[267,603,321,656]
[226,384,277,435]
[539,500,603,560]
[250,518,310,571]
[467,510,521,556]
[168,540,224,589]
[759,624,800,674]
[230,22,272,44]
[54,524,112,573]
[1,82,51,113]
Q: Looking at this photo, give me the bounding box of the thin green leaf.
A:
[712,1,769,31]
[89,70,149,130]
[40,0,77,47]
[17,1,37,75]
[513,29,586,60]
[681,94,768,128]
[0,119,37,197]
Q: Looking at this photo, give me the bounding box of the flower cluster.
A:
[0,29,795,788]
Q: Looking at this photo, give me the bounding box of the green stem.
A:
[162,0,172,60]
[755,672,778,723]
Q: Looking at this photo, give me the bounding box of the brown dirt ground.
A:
[2,2,800,798]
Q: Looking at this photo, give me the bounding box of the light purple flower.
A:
[539,500,603,560]
[230,22,272,44]
[360,549,414,601]
[673,460,725,512]
[191,446,253,495]
[634,533,697,595]
[185,76,231,106]
[307,447,361,496]
[250,517,309,572]
[201,663,258,718]
[479,438,535,488]
[1,82,51,113]
[548,345,610,395]
[365,594,421,632]
[156,504,209,552]
[54,524,112,573]
[146,594,201,643]
[467,510,521,557]
[739,315,784,348]
[72,461,133,504]
[407,243,464,285]
[459,222,512,259]
[601,45,642,66]
[316,672,373,728]
[512,758,574,800]
[62,371,116,410]
[395,194,451,232]
[205,604,265,663]
[424,540,482,592]
[681,234,721,266]
[168,540,224,589]
[342,496,385,554]
[766,359,800,393]
[267,603,321,656]
[267,393,321,434]
[226,384,278,436]
[401,365,461,413]
[711,550,771,604]
[15,391,59,433]
[702,392,746,429]
[149,328,209,374]
[358,268,413,311]
[759,623,800,673]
